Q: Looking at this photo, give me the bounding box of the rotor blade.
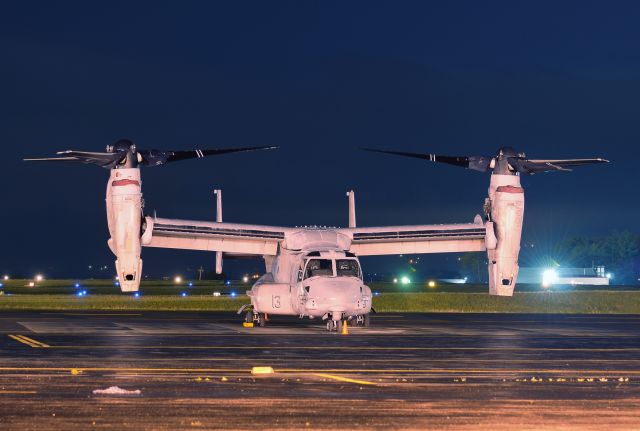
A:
[361,148,493,172]
[509,157,609,175]
[139,146,278,166]
[25,151,126,169]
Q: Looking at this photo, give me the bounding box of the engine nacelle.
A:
[486,174,524,296]
[106,168,143,292]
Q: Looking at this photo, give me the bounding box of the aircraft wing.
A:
[144,217,292,256]
[339,221,486,256]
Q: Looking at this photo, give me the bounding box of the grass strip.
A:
[1,291,640,313]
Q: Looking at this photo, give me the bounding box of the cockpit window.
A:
[336,259,360,278]
[305,259,333,278]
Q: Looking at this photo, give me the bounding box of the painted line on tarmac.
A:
[0,390,37,394]
[43,345,640,352]
[313,373,377,386]
[8,335,50,348]
[0,367,638,375]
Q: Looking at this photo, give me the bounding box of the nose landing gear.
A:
[354,313,370,327]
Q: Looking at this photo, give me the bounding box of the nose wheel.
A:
[326,319,344,333]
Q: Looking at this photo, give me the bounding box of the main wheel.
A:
[336,319,343,333]
[258,313,266,327]
[363,313,370,327]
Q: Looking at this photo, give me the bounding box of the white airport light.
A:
[393,278,398,284]
[213,291,221,297]
[428,280,436,288]
[401,276,410,285]
[3,275,9,281]
[542,269,558,288]
[35,274,44,282]
[606,273,612,279]
[242,276,249,283]
[174,276,182,284]
[28,281,35,287]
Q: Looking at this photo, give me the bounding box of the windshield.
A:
[305,259,333,278]
[336,259,361,278]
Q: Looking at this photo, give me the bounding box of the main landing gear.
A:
[245,310,266,327]
[325,313,370,332]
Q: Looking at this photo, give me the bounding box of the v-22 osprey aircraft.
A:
[27,142,607,331]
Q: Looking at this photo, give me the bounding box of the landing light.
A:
[393,278,398,284]
[542,269,558,288]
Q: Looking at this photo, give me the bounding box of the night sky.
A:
[1,1,638,279]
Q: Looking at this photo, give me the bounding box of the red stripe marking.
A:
[112,179,140,187]
[496,185,524,194]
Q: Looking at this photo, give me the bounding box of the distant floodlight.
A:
[428,280,436,288]
[401,276,410,285]
[393,278,398,284]
[242,276,249,283]
[542,269,558,288]
[3,275,9,281]
[35,274,44,282]
[174,276,182,284]
[28,281,35,287]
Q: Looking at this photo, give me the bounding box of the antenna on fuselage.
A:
[347,190,356,228]
[214,189,223,274]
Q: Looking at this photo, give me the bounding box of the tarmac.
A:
[0,311,639,430]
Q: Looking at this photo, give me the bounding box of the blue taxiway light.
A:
[188,282,193,287]
[75,283,80,288]
[230,291,237,297]
[133,292,140,298]
[181,292,187,297]
[225,280,231,286]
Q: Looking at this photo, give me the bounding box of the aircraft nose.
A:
[305,279,365,311]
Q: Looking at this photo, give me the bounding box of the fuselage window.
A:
[305,259,333,279]
[336,259,361,278]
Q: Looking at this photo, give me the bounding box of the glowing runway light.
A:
[542,269,558,288]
